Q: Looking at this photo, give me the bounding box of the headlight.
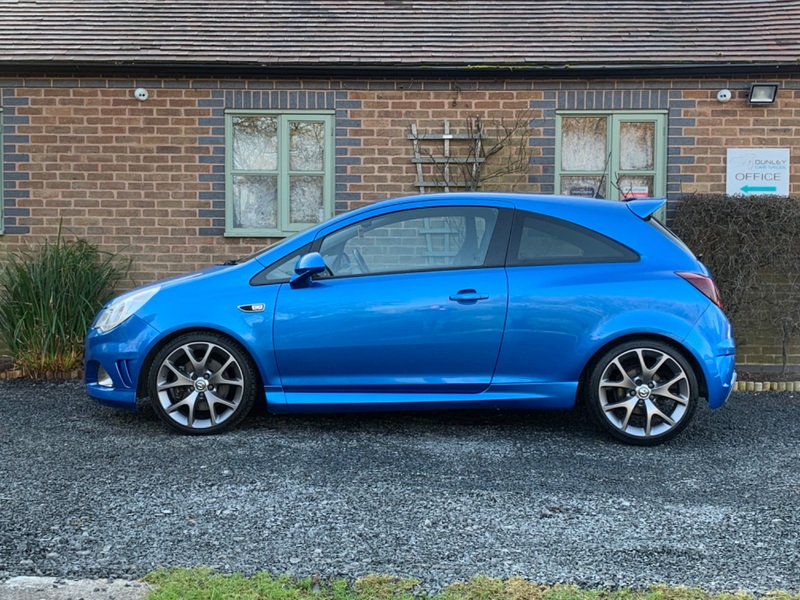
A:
[94,286,161,333]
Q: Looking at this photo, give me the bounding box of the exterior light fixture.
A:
[748,82,779,104]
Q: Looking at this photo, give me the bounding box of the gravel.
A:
[0,379,798,593]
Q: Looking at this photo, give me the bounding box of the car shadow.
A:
[241,404,598,440]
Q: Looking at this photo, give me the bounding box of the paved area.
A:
[1,380,799,597]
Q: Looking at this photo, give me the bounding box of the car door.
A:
[493,210,641,391]
[273,205,511,398]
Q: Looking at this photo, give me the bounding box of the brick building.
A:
[1,1,800,365]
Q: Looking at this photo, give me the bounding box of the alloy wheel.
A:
[151,335,254,433]
[591,343,697,444]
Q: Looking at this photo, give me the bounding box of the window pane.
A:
[619,176,654,198]
[261,247,308,282]
[232,175,278,229]
[561,117,607,171]
[289,176,324,224]
[620,122,655,170]
[320,207,498,276]
[514,213,637,265]
[232,117,278,171]
[560,175,606,199]
[290,121,325,171]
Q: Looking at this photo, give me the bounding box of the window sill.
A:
[224,229,294,238]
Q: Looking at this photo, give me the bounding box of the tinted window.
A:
[319,206,500,277]
[648,216,695,257]
[250,243,311,285]
[509,212,638,266]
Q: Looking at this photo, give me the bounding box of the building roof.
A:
[1,0,799,75]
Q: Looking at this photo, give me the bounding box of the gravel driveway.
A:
[0,380,798,593]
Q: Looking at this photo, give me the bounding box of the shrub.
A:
[0,229,131,376]
[672,194,800,372]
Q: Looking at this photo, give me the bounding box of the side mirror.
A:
[290,252,328,288]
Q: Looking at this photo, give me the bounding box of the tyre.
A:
[585,340,698,446]
[148,332,257,435]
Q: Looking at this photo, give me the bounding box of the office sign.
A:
[726,148,790,196]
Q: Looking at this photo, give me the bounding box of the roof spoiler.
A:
[625,198,666,220]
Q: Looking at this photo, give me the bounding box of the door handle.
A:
[449,290,489,302]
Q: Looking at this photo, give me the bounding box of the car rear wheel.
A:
[148,332,257,435]
[585,340,698,445]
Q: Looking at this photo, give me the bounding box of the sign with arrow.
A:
[726,148,790,196]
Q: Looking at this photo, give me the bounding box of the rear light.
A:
[677,272,724,309]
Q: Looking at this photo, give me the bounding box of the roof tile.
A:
[0,0,798,69]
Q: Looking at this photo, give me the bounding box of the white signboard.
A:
[726,148,790,196]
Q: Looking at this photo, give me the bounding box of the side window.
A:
[250,244,311,285]
[319,206,500,277]
[509,212,638,266]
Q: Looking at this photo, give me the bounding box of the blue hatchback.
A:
[85,193,736,445]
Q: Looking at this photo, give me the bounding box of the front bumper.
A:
[84,315,161,410]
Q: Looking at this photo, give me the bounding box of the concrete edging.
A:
[0,369,83,380]
[733,380,800,392]
[0,576,151,600]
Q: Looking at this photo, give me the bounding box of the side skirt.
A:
[264,382,578,414]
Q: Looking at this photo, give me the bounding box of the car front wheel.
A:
[148,332,257,435]
[585,340,698,445]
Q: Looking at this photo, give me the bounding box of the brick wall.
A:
[2,74,799,365]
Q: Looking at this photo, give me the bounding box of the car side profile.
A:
[85,193,736,445]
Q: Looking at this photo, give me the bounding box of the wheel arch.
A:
[577,333,709,403]
[136,326,266,405]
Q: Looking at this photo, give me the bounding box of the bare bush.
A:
[408,112,535,193]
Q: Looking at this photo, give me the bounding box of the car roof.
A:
[334,192,662,225]
[255,192,670,266]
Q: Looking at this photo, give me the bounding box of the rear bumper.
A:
[683,306,736,409]
[707,354,737,409]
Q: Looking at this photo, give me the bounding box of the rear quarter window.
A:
[647,217,696,258]
[508,212,639,266]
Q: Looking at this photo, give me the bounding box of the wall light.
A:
[748,82,779,104]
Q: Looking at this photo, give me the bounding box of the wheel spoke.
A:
[652,388,689,404]
[633,349,648,378]
[179,343,212,375]
[208,356,241,386]
[603,397,638,431]
[205,390,238,425]
[601,357,637,390]
[211,374,243,387]
[195,343,215,373]
[644,399,676,434]
[599,378,635,391]
[651,373,689,404]
[158,362,194,390]
[165,391,199,427]
[639,350,669,383]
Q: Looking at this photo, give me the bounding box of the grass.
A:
[142,570,800,600]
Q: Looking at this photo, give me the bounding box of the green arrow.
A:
[741,185,777,193]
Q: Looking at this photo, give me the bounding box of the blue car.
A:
[85,193,735,445]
